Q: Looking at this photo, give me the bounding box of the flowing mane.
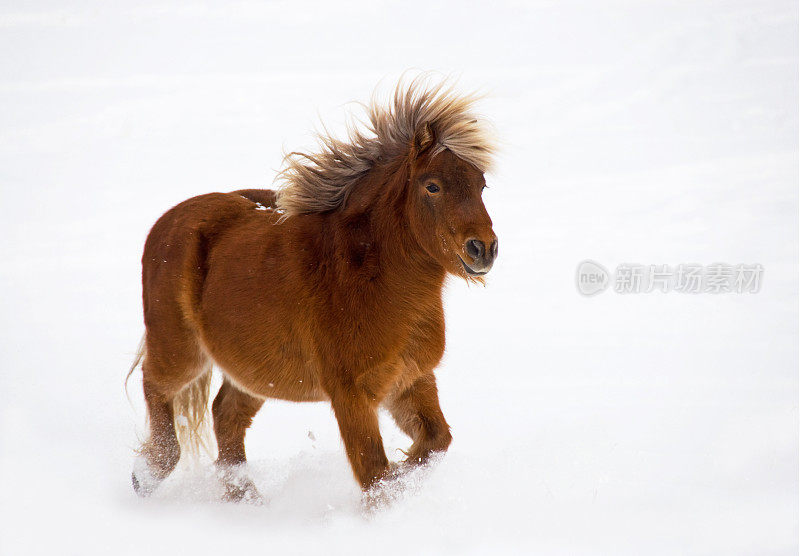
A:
[275,77,496,217]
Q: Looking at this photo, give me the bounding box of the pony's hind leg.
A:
[132,342,209,497]
[211,378,265,503]
[132,375,179,496]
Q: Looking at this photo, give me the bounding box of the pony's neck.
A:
[333,160,446,292]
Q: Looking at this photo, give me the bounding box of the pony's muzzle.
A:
[462,236,498,275]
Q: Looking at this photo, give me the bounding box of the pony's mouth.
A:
[458,256,489,276]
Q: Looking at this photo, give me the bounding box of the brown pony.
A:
[129,77,498,501]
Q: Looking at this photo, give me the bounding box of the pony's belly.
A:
[221,359,327,402]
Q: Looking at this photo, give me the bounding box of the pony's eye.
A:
[426,183,440,193]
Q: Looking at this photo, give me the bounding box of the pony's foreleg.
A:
[211,378,264,502]
[329,387,389,490]
[387,373,452,465]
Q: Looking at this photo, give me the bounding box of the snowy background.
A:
[0,1,797,554]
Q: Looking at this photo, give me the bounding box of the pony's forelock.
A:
[275,75,496,217]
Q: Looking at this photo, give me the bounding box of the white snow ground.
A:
[0,1,797,554]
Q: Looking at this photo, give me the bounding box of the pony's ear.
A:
[411,122,435,158]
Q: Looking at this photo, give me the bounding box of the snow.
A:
[0,1,797,554]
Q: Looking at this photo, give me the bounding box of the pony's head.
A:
[405,135,497,278]
[276,75,498,280]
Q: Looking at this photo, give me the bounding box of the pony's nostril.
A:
[465,239,485,261]
[489,239,498,259]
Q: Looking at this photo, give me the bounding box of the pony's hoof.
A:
[361,465,406,512]
[362,457,440,513]
[217,465,265,505]
[131,472,150,497]
[223,480,265,505]
[131,457,162,497]
[362,482,398,513]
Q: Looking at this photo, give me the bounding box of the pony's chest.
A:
[350,309,445,396]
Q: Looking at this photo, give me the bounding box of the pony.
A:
[128,76,498,501]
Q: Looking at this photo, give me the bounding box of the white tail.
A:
[172,369,216,463]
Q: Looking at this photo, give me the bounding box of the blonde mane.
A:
[275,76,496,217]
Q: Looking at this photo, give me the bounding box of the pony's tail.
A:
[172,368,216,464]
[125,334,147,401]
